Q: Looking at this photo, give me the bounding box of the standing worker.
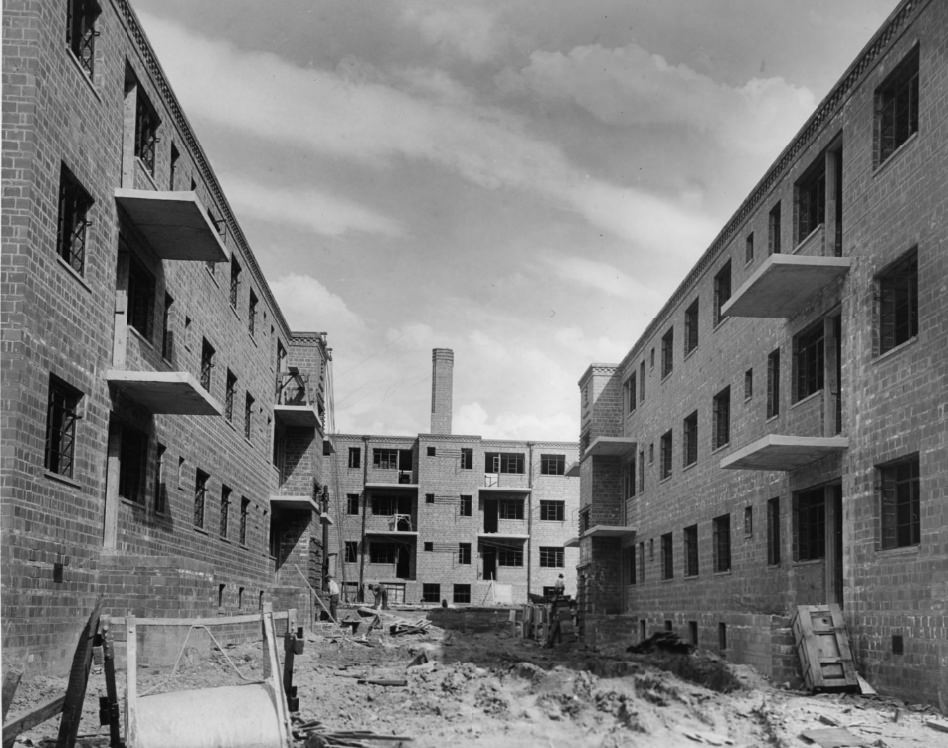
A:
[554,573,565,598]
[326,574,340,622]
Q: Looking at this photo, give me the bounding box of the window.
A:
[348,447,361,469]
[369,542,398,564]
[453,584,471,604]
[579,507,590,535]
[744,506,753,536]
[540,454,565,475]
[153,443,166,514]
[638,542,646,583]
[194,469,209,529]
[229,257,241,309]
[237,497,249,545]
[57,164,93,274]
[745,232,754,264]
[712,514,731,572]
[497,546,523,567]
[422,584,440,603]
[225,370,236,421]
[248,290,258,337]
[539,546,564,568]
[767,497,780,565]
[220,486,231,539]
[650,348,655,368]
[244,393,254,441]
[200,338,215,391]
[767,349,781,418]
[422,446,434,458]
[539,500,564,521]
[628,547,637,585]
[118,425,148,503]
[458,542,472,565]
[460,448,473,470]
[793,321,824,401]
[876,46,919,164]
[372,495,398,515]
[161,294,174,360]
[684,299,699,354]
[648,443,654,464]
[425,493,434,504]
[624,458,636,498]
[660,533,673,580]
[66,0,100,77]
[498,499,524,520]
[638,449,645,493]
[744,368,753,400]
[684,524,698,577]
[794,488,825,561]
[134,86,159,175]
[169,144,179,190]
[878,249,918,354]
[127,254,155,340]
[625,372,637,412]
[656,329,672,379]
[659,430,672,480]
[796,158,825,243]
[276,340,287,375]
[484,452,524,474]
[683,411,698,467]
[344,541,358,563]
[346,494,360,514]
[768,202,782,254]
[459,494,472,517]
[713,261,732,325]
[639,361,646,402]
[373,448,398,469]
[424,541,433,551]
[712,387,730,450]
[45,376,82,477]
[879,454,920,549]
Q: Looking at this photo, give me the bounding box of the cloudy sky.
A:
[134,0,896,440]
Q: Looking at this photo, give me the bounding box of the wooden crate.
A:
[791,604,858,691]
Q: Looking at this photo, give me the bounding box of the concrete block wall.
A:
[1,0,329,675]
[576,0,947,706]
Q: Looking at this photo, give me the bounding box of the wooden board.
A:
[792,604,858,691]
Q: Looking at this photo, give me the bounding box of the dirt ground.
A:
[7,607,946,747]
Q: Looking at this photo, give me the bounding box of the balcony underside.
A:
[365,482,418,491]
[364,529,418,537]
[565,461,580,477]
[115,189,228,262]
[722,254,850,318]
[584,437,637,460]
[273,404,320,429]
[565,524,636,547]
[477,532,529,540]
[720,434,849,471]
[106,370,221,415]
[479,486,531,494]
[269,494,319,512]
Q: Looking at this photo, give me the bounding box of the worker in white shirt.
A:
[327,574,340,622]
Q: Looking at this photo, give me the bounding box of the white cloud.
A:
[399,3,504,63]
[269,273,366,337]
[499,42,816,155]
[139,12,716,255]
[222,174,402,238]
[544,254,666,301]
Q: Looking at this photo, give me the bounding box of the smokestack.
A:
[430,348,454,435]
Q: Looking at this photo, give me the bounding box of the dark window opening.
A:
[660,430,672,480]
[118,425,148,503]
[369,542,398,564]
[373,448,399,470]
[768,202,782,254]
[348,447,361,469]
[539,546,564,568]
[127,254,155,340]
[744,506,753,537]
[796,158,825,244]
[66,0,100,77]
[624,458,636,498]
[660,533,673,580]
[453,584,471,603]
[713,514,731,572]
[161,293,174,361]
[169,144,179,190]
[248,290,258,337]
[794,321,824,401]
[794,488,825,561]
[639,361,646,402]
[344,541,358,563]
[541,454,565,475]
[423,541,433,551]
[425,493,435,504]
[683,411,698,467]
[767,497,781,565]
[497,546,523,566]
[230,258,241,309]
[628,547,637,585]
[498,499,524,520]
[225,370,236,422]
[239,497,250,545]
[713,261,732,325]
[878,249,918,354]
[661,327,674,377]
[421,584,440,603]
[45,376,82,478]
[153,443,166,514]
[459,494,472,517]
[684,524,698,577]
[484,452,525,474]
[626,372,637,412]
[744,368,753,400]
[194,469,209,529]
[220,486,231,539]
[745,232,754,264]
[426,446,436,457]
[767,349,781,418]
[57,164,93,274]
[718,622,727,651]
[200,338,215,392]
[134,86,159,175]
[540,500,564,521]
[891,634,904,656]
[876,46,919,164]
[879,454,920,549]
[458,543,471,564]
[244,393,254,441]
[684,299,699,354]
[712,387,730,450]
[346,494,360,515]
[460,448,473,470]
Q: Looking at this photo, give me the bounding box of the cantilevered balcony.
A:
[114,189,228,262]
[582,436,637,460]
[721,253,850,319]
[720,434,848,471]
[269,494,319,512]
[273,367,323,430]
[565,525,636,548]
[106,370,221,415]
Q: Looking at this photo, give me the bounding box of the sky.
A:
[133,0,897,441]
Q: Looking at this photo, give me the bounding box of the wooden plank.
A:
[125,616,138,748]
[100,617,122,748]
[57,599,103,748]
[2,670,22,721]
[2,695,66,745]
[107,611,289,627]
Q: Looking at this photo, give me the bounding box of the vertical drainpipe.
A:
[526,442,534,600]
[358,435,369,603]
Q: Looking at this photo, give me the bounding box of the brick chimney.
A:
[430,348,454,435]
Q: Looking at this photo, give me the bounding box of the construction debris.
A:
[627,631,695,655]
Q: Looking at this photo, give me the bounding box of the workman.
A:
[326,574,340,622]
[370,582,389,610]
[554,573,565,598]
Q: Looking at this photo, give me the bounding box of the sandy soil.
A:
[6,608,945,748]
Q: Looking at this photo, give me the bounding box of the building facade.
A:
[328,350,580,606]
[1,0,331,673]
[574,0,946,706]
